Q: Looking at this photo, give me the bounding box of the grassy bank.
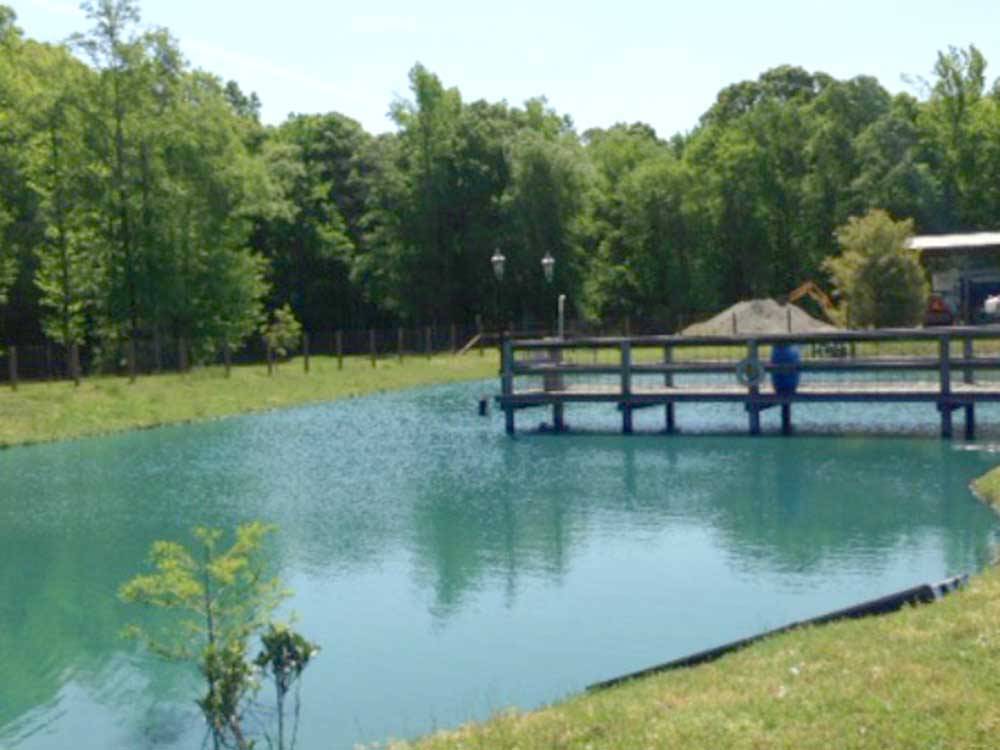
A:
[0,352,498,447]
[388,476,1000,750]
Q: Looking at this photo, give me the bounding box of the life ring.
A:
[735,357,763,387]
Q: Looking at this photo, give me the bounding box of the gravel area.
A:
[682,298,837,336]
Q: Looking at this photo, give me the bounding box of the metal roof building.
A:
[907,232,1000,322]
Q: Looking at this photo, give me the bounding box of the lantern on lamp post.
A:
[541,251,555,284]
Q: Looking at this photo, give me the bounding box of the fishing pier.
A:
[496,326,1000,438]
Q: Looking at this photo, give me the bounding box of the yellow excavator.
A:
[786,281,838,324]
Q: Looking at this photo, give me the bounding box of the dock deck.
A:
[496,326,1000,437]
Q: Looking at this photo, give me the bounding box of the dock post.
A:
[663,344,675,433]
[781,403,792,436]
[502,338,515,435]
[966,404,976,440]
[553,403,565,432]
[939,335,952,439]
[963,337,974,384]
[941,405,954,439]
[621,340,633,434]
[747,339,761,436]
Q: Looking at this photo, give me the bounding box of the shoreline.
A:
[0,353,498,449]
[388,465,1000,750]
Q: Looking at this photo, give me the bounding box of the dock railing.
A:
[497,326,1000,438]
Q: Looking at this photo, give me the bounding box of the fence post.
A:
[398,327,404,362]
[336,330,343,370]
[303,332,310,373]
[178,336,188,373]
[8,345,17,391]
[425,326,432,359]
[450,323,457,354]
[153,328,163,373]
[223,340,232,379]
[70,342,81,386]
[370,328,377,368]
[127,334,136,383]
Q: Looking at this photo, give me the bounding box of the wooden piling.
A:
[781,403,792,436]
[963,337,974,384]
[303,332,310,373]
[450,323,457,353]
[425,326,432,359]
[747,339,760,436]
[370,328,377,368]
[398,327,404,362]
[336,330,343,370]
[941,404,954,439]
[223,340,231,379]
[502,338,515,434]
[553,403,565,432]
[621,340,633,434]
[664,343,675,433]
[940,336,952,438]
[966,404,976,440]
[476,315,484,357]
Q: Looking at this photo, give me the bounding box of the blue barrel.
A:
[770,344,801,395]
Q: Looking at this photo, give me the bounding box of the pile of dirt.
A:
[682,298,837,336]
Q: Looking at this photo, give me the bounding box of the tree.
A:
[261,303,302,361]
[255,624,318,750]
[824,209,928,328]
[120,523,316,750]
[25,40,100,382]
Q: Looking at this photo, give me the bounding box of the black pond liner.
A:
[588,574,968,692]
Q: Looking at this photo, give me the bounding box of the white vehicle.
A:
[983,294,1000,320]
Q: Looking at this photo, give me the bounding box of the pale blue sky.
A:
[10,0,1000,137]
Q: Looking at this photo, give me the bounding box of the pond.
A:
[1,381,999,749]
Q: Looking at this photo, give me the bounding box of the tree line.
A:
[2,0,999,373]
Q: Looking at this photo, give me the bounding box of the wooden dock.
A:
[496,326,1000,438]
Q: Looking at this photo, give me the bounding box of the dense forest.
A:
[2,0,1000,369]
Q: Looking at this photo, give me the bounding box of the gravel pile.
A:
[682,298,837,336]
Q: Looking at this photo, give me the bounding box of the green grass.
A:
[0,352,498,447]
[382,474,1000,750]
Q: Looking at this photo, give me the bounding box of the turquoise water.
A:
[2,381,1000,749]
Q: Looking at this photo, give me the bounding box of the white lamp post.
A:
[491,250,506,282]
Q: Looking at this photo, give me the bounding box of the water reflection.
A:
[1,383,999,749]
